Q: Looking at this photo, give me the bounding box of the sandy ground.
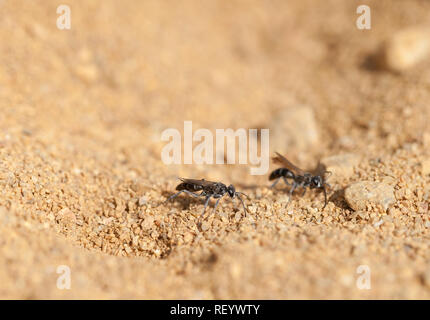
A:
[1,0,430,299]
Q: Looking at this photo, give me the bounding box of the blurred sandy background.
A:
[0,0,430,298]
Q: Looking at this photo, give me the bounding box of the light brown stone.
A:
[345,181,396,211]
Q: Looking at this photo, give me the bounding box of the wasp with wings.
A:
[269,152,331,209]
[166,178,249,217]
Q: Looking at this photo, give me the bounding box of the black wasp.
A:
[269,152,331,209]
[167,178,249,217]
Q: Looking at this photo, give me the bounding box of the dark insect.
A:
[269,152,331,209]
[166,178,249,217]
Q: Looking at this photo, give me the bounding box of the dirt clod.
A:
[344,181,396,212]
[378,27,430,72]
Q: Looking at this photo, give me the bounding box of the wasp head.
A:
[310,175,323,189]
[227,184,236,198]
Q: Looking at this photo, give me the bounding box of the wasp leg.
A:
[166,189,202,202]
[287,183,298,207]
[322,185,328,210]
[236,193,248,217]
[282,176,292,186]
[270,178,281,189]
[200,195,212,217]
[212,197,222,214]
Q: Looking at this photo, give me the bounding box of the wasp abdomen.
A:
[176,183,203,192]
[269,168,294,180]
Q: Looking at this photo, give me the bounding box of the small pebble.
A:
[255,189,262,199]
[183,232,194,243]
[56,207,76,225]
[373,219,384,228]
[74,63,99,83]
[345,181,396,211]
[200,222,210,231]
[138,196,147,206]
[141,216,154,231]
[234,211,242,222]
[379,27,430,72]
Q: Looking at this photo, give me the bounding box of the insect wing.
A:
[272,152,306,175]
[178,178,216,187]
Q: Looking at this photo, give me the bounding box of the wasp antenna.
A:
[236,191,250,200]
[324,182,332,190]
